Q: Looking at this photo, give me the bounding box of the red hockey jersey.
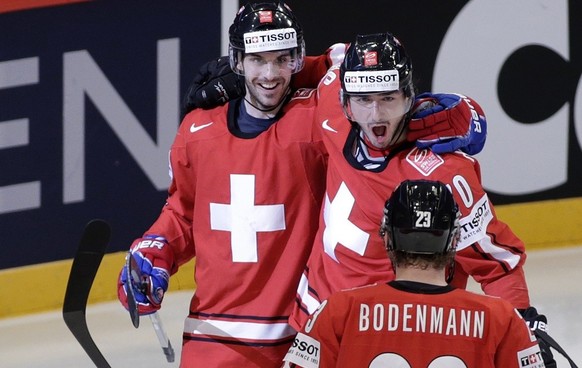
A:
[284,282,544,368]
[147,91,327,367]
[290,67,530,330]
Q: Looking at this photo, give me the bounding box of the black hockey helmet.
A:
[380,180,459,255]
[340,32,413,97]
[228,1,305,75]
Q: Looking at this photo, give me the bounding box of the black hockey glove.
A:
[182,56,245,115]
[520,307,557,368]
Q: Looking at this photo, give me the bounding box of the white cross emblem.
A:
[210,174,285,262]
[323,182,369,262]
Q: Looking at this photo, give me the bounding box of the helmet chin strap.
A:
[243,86,291,114]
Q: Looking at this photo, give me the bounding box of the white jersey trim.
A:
[184,316,296,341]
[297,273,322,315]
[478,234,522,269]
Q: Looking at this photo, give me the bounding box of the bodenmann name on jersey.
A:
[359,302,485,339]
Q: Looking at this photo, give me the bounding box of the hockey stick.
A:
[148,311,175,363]
[125,251,175,363]
[63,219,112,368]
[125,251,141,328]
[535,330,579,368]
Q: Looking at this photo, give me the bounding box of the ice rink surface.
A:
[2,246,581,368]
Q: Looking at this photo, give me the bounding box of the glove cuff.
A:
[520,306,549,332]
[130,235,174,273]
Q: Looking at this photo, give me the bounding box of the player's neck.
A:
[243,98,280,119]
[394,267,447,286]
[243,87,290,119]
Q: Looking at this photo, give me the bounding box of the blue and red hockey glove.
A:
[408,92,487,155]
[118,235,173,315]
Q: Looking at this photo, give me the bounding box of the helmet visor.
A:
[231,48,304,76]
[343,90,413,123]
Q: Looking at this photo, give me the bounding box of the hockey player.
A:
[118,3,325,366]
[282,179,545,368]
[117,2,488,367]
[290,32,555,367]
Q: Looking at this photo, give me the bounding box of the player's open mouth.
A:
[372,125,387,137]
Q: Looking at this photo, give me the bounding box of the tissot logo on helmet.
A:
[243,28,297,53]
[343,70,399,93]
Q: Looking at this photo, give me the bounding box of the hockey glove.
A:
[182,56,245,115]
[520,307,557,368]
[408,93,487,155]
[118,236,173,315]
